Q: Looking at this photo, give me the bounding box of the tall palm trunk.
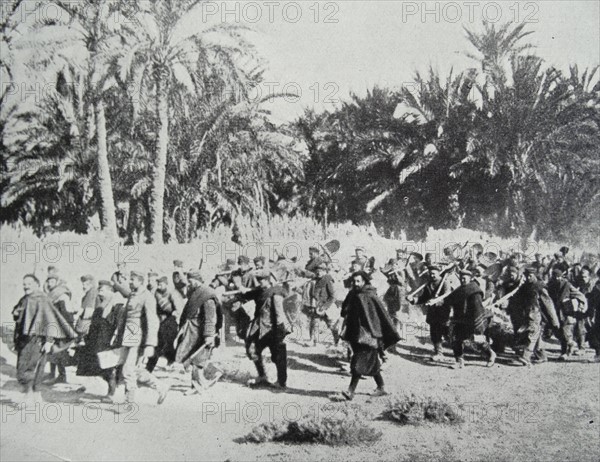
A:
[95,99,118,240]
[149,80,169,243]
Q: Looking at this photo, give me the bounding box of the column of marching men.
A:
[9,242,600,407]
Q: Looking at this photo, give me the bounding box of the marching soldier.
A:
[444,270,496,369]
[76,280,125,401]
[242,270,292,389]
[146,276,179,373]
[381,258,409,342]
[547,269,587,360]
[12,274,78,406]
[176,271,223,395]
[45,269,75,384]
[115,271,169,404]
[306,262,339,347]
[354,246,374,273]
[408,264,454,361]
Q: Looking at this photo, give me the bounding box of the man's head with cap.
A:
[81,274,94,291]
[98,280,114,297]
[254,269,274,288]
[351,270,370,289]
[129,270,145,291]
[238,255,251,270]
[46,271,60,290]
[308,246,320,258]
[157,276,169,290]
[427,264,442,283]
[315,261,328,276]
[173,259,184,268]
[355,246,366,258]
[551,268,565,281]
[350,259,362,272]
[459,269,473,285]
[254,256,266,269]
[523,266,538,283]
[186,269,204,289]
[505,265,520,283]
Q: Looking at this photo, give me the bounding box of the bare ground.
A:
[1,329,599,462]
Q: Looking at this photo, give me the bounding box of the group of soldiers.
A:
[9,241,600,405]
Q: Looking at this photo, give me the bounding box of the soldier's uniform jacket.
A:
[231,268,257,290]
[176,285,222,364]
[417,278,453,325]
[118,288,159,348]
[312,274,337,318]
[304,257,325,278]
[355,255,374,273]
[155,289,177,320]
[547,279,587,324]
[246,286,291,340]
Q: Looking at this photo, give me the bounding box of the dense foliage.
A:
[1,4,598,245]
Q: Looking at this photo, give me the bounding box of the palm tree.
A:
[9,0,127,239]
[118,0,259,243]
[459,22,600,240]
[2,68,97,234]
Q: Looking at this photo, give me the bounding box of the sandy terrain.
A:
[1,325,599,462]
[1,229,598,461]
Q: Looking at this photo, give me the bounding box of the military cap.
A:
[552,268,565,278]
[80,274,94,282]
[158,276,169,284]
[173,259,184,268]
[187,270,203,281]
[148,271,159,278]
[308,246,319,253]
[46,271,59,281]
[316,262,328,271]
[428,264,442,272]
[130,270,145,280]
[98,280,113,289]
[238,255,250,265]
[254,256,266,264]
[459,269,473,277]
[355,246,366,252]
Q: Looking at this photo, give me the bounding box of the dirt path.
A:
[1,331,599,462]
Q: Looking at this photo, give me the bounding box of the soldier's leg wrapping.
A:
[121,347,139,394]
[574,318,586,348]
[309,313,319,342]
[269,339,288,386]
[452,326,467,359]
[561,321,575,354]
[325,316,339,345]
[534,321,547,360]
[249,338,267,378]
[430,323,444,355]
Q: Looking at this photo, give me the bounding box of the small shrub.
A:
[242,405,381,446]
[381,393,463,426]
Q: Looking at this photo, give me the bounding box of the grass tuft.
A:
[381,393,463,426]
[242,405,381,446]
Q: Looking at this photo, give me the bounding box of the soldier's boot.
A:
[430,343,444,361]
